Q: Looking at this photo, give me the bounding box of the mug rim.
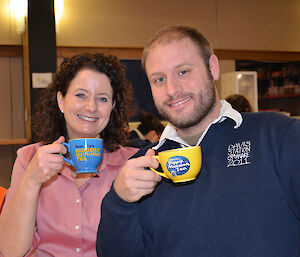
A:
[160,145,200,154]
[68,138,103,141]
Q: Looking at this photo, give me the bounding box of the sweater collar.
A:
[153,100,242,149]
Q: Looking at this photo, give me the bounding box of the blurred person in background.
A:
[225,93,253,112]
[127,111,165,148]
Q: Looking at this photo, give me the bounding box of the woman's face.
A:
[57,69,115,140]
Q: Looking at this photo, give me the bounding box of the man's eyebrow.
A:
[174,63,194,69]
[148,63,194,77]
[148,71,163,78]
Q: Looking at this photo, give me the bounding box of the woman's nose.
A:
[86,98,96,111]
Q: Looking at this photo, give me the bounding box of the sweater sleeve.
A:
[96,184,145,257]
[276,118,300,219]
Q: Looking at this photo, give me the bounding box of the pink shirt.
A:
[2,143,137,256]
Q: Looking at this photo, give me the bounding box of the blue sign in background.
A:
[121,59,162,121]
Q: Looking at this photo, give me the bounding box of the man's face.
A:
[145,37,218,130]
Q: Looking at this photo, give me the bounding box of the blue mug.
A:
[61,138,103,174]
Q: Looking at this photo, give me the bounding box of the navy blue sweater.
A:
[97,112,300,257]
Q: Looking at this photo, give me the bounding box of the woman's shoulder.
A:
[16,142,44,163]
[105,145,138,165]
[114,145,139,158]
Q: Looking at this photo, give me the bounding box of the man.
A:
[96,25,300,257]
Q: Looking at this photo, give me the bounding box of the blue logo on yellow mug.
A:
[166,156,191,177]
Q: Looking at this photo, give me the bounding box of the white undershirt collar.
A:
[152,100,242,150]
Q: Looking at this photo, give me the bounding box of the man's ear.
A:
[209,54,220,81]
[57,91,64,113]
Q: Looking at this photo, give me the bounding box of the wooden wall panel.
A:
[0,57,12,139]
[10,57,25,139]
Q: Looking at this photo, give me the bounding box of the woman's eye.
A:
[75,93,85,98]
[97,97,108,102]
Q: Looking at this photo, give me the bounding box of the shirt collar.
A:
[153,100,242,149]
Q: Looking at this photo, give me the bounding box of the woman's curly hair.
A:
[32,53,135,152]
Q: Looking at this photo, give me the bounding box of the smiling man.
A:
[96,25,300,257]
[144,32,220,137]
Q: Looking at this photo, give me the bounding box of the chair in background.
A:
[0,186,7,213]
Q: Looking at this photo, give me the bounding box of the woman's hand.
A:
[23,136,68,188]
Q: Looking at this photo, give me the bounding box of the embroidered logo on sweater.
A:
[227,141,251,167]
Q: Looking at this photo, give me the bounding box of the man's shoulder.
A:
[241,111,299,127]
[237,112,300,141]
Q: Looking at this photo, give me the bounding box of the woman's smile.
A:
[77,114,99,122]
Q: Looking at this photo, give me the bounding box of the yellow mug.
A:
[150,146,202,183]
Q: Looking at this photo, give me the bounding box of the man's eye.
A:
[155,77,165,83]
[179,70,188,75]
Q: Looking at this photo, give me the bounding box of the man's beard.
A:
[156,80,217,129]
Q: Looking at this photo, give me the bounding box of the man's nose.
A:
[165,77,181,97]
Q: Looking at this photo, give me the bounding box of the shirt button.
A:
[76,199,80,204]
[75,225,80,230]
[76,248,81,253]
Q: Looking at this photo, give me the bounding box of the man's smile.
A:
[169,97,191,107]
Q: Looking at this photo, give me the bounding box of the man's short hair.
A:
[142,25,214,72]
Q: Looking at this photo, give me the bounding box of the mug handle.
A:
[59,142,74,166]
[149,156,168,179]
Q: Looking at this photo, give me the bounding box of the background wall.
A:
[0,0,299,52]
[0,0,299,188]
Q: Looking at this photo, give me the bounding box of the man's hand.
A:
[113,149,162,202]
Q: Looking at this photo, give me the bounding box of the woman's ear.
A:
[57,91,64,113]
[209,54,220,81]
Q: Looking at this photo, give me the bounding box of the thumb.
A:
[145,148,155,157]
[53,136,65,144]
[145,148,159,169]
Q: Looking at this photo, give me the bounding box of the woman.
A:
[0,53,138,256]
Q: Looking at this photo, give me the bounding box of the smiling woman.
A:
[0,53,138,257]
[33,53,135,151]
[56,69,116,140]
